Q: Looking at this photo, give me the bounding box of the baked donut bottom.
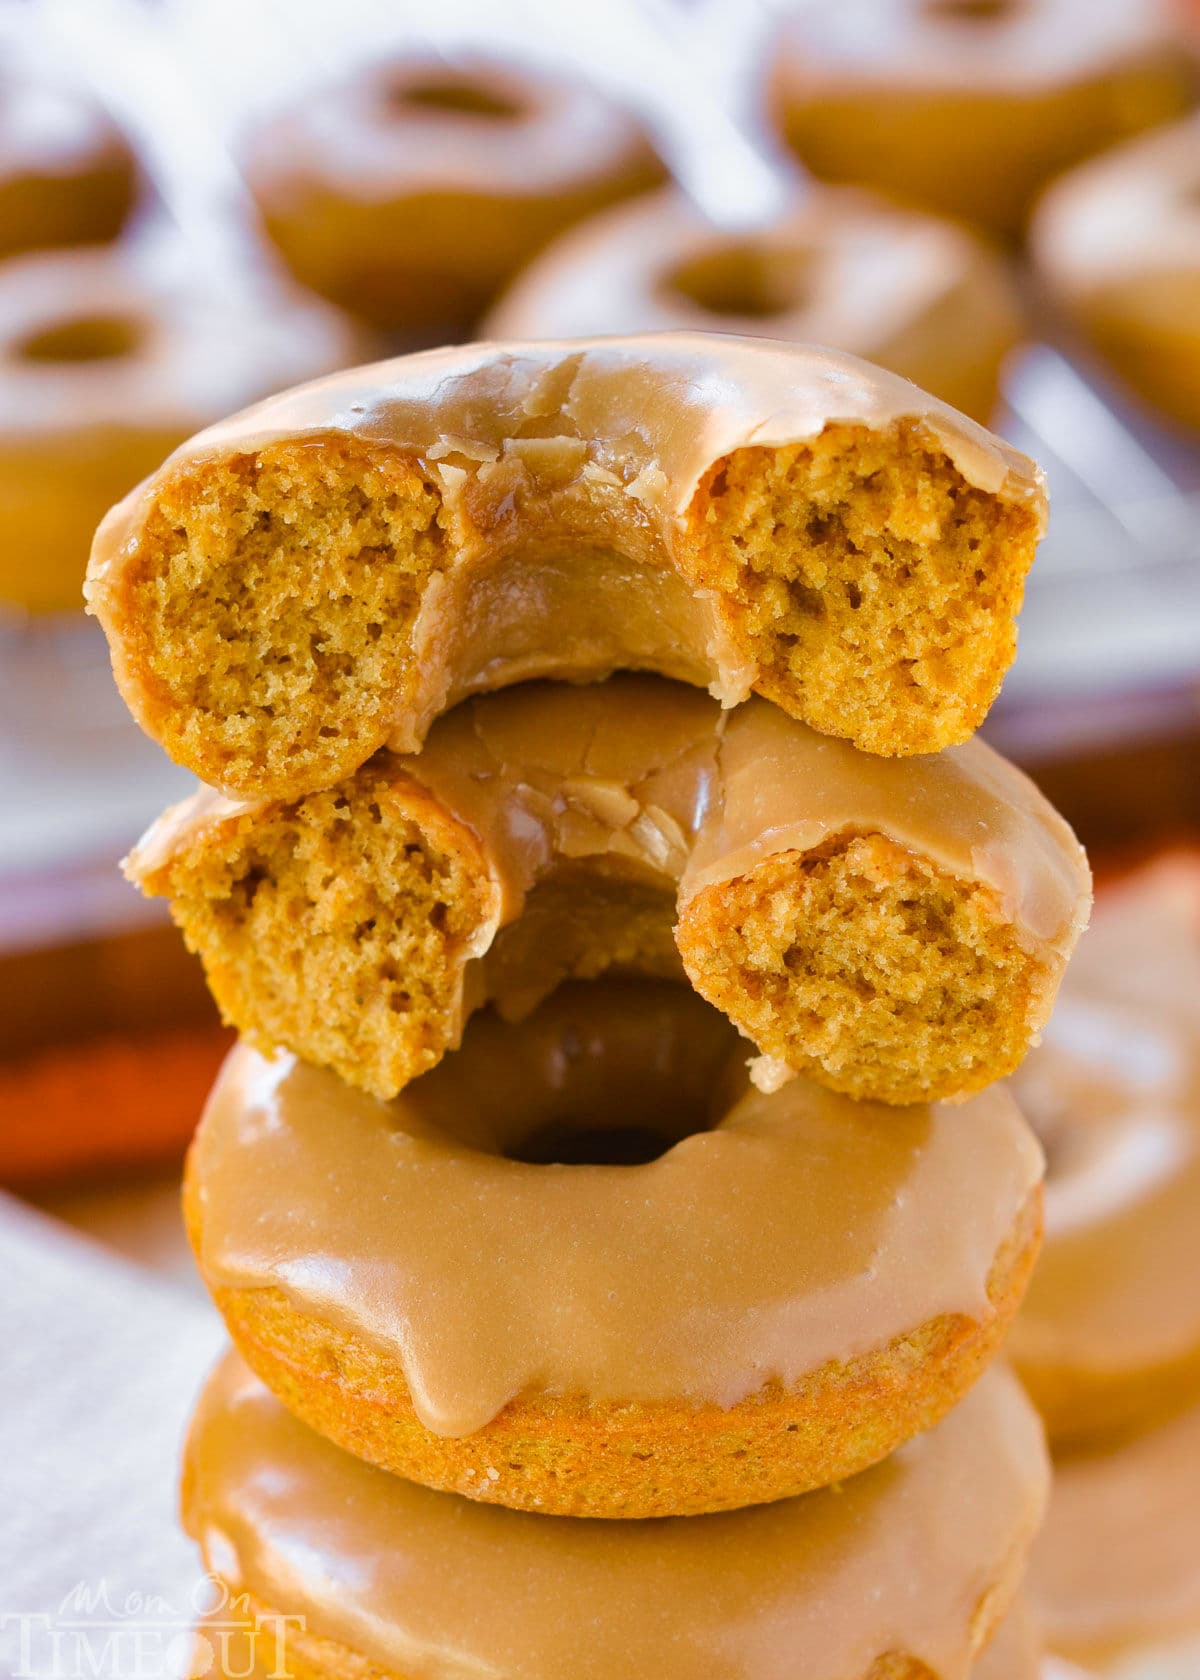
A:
[184,980,1044,1519]
[129,676,1090,1109]
[86,336,1047,798]
[181,1350,1048,1680]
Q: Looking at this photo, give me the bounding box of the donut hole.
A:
[510,1116,699,1167]
[665,243,813,321]
[922,0,1020,22]
[390,77,525,123]
[16,312,143,363]
[463,981,737,1166]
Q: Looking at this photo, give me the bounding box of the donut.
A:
[242,58,662,337]
[1029,1396,1200,1671]
[1032,114,1200,431]
[0,242,366,614]
[182,1349,1048,1678]
[1008,853,1200,1449]
[485,186,1022,425]
[129,675,1091,1108]
[183,977,1044,1519]
[85,334,1047,794]
[774,0,1196,239]
[0,63,136,260]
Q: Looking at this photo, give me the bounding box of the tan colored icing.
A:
[189,979,1043,1439]
[485,184,1015,366]
[129,675,1092,1047]
[1033,114,1200,298]
[184,1350,1048,1680]
[779,0,1189,94]
[1010,860,1200,1379]
[1030,1396,1200,1664]
[86,333,1045,742]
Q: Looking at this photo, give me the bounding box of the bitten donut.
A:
[182,1351,1048,1680]
[1029,1397,1200,1672]
[242,57,661,337]
[486,186,1022,424]
[1009,853,1200,1449]
[1032,114,1200,431]
[85,334,1047,794]
[0,242,365,613]
[774,0,1196,238]
[0,63,136,259]
[184,978,1045,1519]
[130,675,1091,1107]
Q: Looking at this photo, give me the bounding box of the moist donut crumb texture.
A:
[160,770,489,1098]
[119,416,1037,798]
[680,833,1051,1106]
[690,423,1035,756]
[128,438,446,796]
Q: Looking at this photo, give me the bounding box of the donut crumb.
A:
[136,773,682,1103]
[689,422,1039,756]
[139,764,488,1099]
[125,438,446,798]
[677,831,1053,1105]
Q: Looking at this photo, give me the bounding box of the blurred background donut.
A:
[242,55,664,338]
[773,0,1197,238]
[0,55,137,259]
[486,183,1022,422]
[1032,113,1200,432]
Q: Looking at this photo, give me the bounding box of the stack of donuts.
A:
[86,334,1093,1678]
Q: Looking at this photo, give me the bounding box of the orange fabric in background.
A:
[0,1026,233,1189]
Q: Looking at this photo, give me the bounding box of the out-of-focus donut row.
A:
[3,1,1198,614]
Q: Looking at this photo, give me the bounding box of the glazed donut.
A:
[85,334,1047,795]
[130,675,1091,1108]
[242,58,661,337]
[1029,1396,1200,1671]
[774,0,1196,238]
[0,242,366,614]
[184,978,1045,1518]
[182,1350,1048,1680]
[485,186,1022,425]
[1008,853,1200,1449]
[0,63,136,260]
[1032,114,1200,431]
